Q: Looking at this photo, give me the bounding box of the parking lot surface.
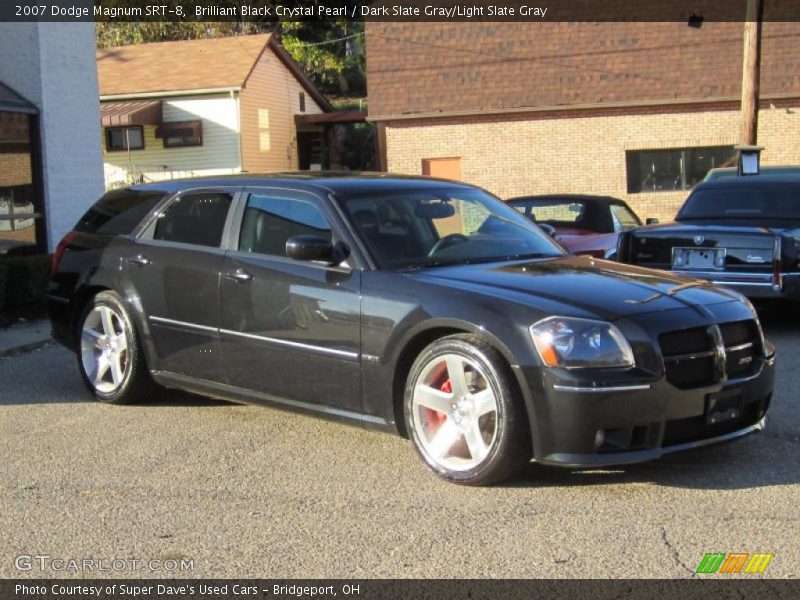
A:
[0,304,798,578]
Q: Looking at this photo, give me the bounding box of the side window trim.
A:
[136,186,243,250]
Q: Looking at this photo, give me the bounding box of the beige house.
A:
[97,34,331,189]
[366,21,800,222]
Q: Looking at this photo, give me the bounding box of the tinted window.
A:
[153,192,232,247]
[678,185,800,220]
[626,146,736,193]
[75,190,165,235]
[239,194,331,256]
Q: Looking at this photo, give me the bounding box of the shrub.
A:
[0,254,52,309]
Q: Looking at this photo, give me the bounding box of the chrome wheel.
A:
[80,305,131,394]
[411,353,499,471]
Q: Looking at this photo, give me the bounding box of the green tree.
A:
[95,1,365,97]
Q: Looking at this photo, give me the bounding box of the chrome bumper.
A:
[676,271,800,298]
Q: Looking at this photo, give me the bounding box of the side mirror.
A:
[286,235,334,262]
[645,217,659,225]
[538,223,557,237]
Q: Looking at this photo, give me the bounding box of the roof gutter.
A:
[368,92,800,122]
[100,87,241,101]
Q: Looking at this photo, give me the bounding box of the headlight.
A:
[530,317,634,369]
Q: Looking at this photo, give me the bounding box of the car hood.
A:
[409,255,744,320]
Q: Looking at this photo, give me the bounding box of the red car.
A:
[507,194,652,260]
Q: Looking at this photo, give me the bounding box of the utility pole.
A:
[739,0,764,145]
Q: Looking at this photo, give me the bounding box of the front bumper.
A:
[540,415,766,467]
[512,307,776,468]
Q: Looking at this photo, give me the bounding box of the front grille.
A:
[720,320,759,347]
[659,320,761,389]
[659,326,710,356]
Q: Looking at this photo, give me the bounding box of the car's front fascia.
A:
[394,256,775,468]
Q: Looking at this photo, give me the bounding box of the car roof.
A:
[707,165,800,173]
[693,173,800,190]
[128,171,477,196]
[507,194,626,205]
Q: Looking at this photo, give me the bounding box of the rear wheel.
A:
[404,335,529,485]
[78,291,155,404]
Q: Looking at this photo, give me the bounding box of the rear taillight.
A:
[52,231,79,273]
[772,235,782,291]
[616,232,630,262]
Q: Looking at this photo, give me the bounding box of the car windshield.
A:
[336,188,565,270]
[678,185,800,220]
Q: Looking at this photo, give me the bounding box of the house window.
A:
[299,92,306,113]
[157,121,202,148]
[626,146,736,193]
[106,126,144,152]
[258,109,270,151]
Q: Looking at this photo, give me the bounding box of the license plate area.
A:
[672,247,726,270]
[706,389,743,425]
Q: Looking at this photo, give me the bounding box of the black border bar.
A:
[4,1,800,23]
[3,580,800,600]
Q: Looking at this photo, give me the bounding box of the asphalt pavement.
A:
[0,304,798,579]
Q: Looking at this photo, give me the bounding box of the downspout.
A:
[232,89,243,173]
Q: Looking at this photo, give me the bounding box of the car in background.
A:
[48,174,774,485]
[617,174,800,300]
[704,166,800,182]
[507,194,653,260]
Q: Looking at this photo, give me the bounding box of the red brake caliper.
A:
[425,369,450,429]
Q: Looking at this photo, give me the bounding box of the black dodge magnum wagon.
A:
[48,174,775,485]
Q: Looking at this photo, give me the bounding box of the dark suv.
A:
[48,174,774,485]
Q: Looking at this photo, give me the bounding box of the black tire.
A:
[76,290,156,404]
[404,334,530,485]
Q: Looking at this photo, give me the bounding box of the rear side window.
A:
[153,191,233,247]
[515,200,586,224]
[75,190,165,235]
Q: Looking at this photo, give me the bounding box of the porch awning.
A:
[155,120,202,139]
[100,99,162,127]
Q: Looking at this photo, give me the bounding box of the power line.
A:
[288,32,364,47]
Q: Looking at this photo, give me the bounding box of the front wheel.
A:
[404,335,530,485]
[77,290,155,404]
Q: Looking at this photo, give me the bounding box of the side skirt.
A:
[151,370,397,433]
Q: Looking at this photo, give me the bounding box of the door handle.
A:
[224,268,253,283]
[127,254,151,267]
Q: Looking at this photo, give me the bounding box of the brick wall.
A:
[0,153,31,187]
[383,101,800,223]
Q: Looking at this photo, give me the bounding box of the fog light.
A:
[595,430,606,448]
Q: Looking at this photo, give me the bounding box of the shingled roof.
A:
[97,34,331,110]
[366,21,800,120]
